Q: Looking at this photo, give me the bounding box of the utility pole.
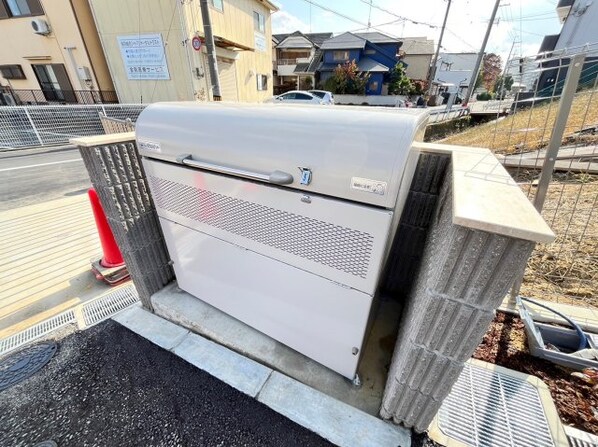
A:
[199,0,221,100]
[463,0,501,105]
[426,0,451,96]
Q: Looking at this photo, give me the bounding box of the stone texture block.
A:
[381,164,535,432]
[77,140,174,309]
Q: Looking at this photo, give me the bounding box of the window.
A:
[364,49,376,55]
[256,74,267,91]
[0,0,44,18]
[295,93,312,100]
[253,11,264,33]
[0,64,26,79]
[368,80,379,91]
[333,51,349,61]
[32,64,76,102]
[210,0,223,12]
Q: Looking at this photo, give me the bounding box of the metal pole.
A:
[533,53,585,212]
[463,0,501,105]
[24,108,43,146]
[199,0,221,100]
[426,0,451,96]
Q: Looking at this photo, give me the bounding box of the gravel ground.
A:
[0,320,335,447]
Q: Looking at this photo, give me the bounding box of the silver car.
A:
[309,90,334,105]
[268,90,325,105]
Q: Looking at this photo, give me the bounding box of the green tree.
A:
[388,62,413,95]
[494,74,514,93]
[326,60,369,94]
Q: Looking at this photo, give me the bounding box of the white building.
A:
[433,52,477,94]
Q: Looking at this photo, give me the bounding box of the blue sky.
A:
[271,0,563,63]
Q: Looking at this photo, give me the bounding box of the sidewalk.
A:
[0,194,110,338]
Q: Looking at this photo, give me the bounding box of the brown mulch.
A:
[473,312,598,435]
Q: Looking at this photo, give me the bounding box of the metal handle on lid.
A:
[176,154,294,185]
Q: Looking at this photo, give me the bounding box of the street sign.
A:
[192,36,202,52]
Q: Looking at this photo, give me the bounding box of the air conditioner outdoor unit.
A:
[31,19,51,35]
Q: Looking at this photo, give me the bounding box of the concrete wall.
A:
[556,0,597,49]
[333,94,407,106]
[0,0,114,92]
[380,167,535,432]
[402,54,432,81]
[89,0,275,104]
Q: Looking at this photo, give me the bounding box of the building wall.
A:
[556,0,597,49]
[0,0,114,93]
[89,0,274,104]
[364,43,398,68]
[402,54,432,81]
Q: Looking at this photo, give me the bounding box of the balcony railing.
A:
[0,89,119,106]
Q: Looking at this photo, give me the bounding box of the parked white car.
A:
[268,90,325,105]
[309,90,334,105]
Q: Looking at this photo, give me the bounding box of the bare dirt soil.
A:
[473,312,598,435]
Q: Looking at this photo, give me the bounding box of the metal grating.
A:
[82,285,139,327]
[565,426,598,447]
[149,176,375,278]
[437,363,555,447]
[0,285,139,357]
[0,310,75,356]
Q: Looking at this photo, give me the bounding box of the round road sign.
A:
[192,36,202,51]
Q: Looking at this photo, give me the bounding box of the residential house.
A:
[433,52,477,95]
[272,31,332,91]
[0,0,115,105]
[399,37,435,82]
[317,32,401,95]
[536,0,597,94]
[88,0,278,103]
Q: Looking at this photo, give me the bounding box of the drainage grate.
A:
[81,285,139,327]
[565,426,598,447]
[0,310,75,356]
[437,362,555,447]
[0,342,57,391]
[0,285,139,357]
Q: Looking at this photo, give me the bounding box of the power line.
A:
[356,0,441,29]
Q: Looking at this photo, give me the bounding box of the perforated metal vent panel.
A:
[149,176,374,278]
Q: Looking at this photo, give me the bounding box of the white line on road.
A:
[0,159,82,172]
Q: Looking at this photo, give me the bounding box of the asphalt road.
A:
[0,321,335,447]
[0,146,91,211]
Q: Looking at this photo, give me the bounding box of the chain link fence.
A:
[0,104,146,150]
[444,44,598,309]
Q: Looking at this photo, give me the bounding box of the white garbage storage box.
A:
[136,103,429,380]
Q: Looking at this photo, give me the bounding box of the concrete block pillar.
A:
[380,170,535,432]
[73,134,174,310]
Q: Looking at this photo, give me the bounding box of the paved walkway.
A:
[0,194,110,338]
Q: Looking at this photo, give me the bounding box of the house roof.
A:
[294,63,310,73]
[318,57,390,73]
[273,31,333,48]
[357,57,389,72]
[400,37,435,55]
[320,32,367,50]
[354,32,400,44]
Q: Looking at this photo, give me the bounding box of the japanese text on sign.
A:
[117,33,170,80]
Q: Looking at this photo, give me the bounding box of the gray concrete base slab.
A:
[113,306,411,447]
[258,371,411,447]
[112,304,189,350]
[151,282,401,416]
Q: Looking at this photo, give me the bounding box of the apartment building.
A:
[0,0,115,105]
[88,0,278,103]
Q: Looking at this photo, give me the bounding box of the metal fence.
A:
[451,44,598,309]
[0,88,119,106]
[0,104,145,149]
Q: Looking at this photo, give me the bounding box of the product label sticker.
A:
[350,177,387,196]
[138,139,161,153]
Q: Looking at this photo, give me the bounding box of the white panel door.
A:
[160,218,373,379]
[217,57,238,101]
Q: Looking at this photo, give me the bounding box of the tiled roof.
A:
[321,32,367,50]
[400,37,435,55]
[357,57,389,72]
[272,31,333,48]
[354,32,400,44]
